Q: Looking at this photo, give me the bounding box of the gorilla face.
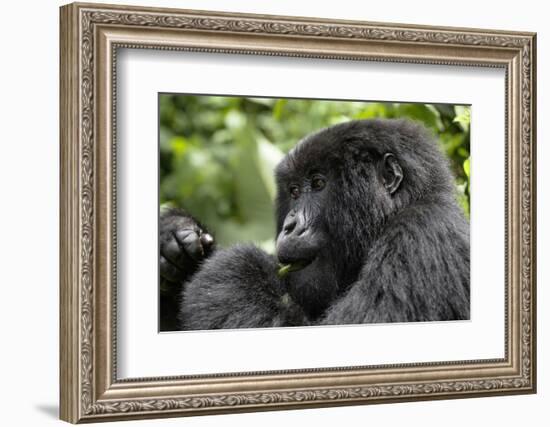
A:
[274,124,406,319]
[275,170,339,318]
[274,148,340,318]
[275,171,330,270]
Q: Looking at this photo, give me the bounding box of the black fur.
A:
[179,245,308,329]
[159,207,214,331]
[159,119,470,330]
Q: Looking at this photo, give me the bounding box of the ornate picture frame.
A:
[60,2,536,423]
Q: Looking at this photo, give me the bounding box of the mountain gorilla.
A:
[159,119,470,331]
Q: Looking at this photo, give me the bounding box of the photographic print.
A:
[159,95,471,332]
[60,3,535,422]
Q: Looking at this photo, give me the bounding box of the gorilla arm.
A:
[319,204,470,325]
[179,244,308,330]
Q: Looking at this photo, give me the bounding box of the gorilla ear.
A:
[381,153,403,195]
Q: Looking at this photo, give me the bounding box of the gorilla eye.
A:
[289,185,300,199]
[311,176,326,191]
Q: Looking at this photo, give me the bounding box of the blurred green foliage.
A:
[160,95,470,252]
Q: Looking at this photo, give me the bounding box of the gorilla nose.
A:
[277,213,318,265]
[282,212,307,237]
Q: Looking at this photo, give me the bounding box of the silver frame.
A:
[60,2,537,423]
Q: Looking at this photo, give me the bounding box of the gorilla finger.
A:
[162,236,189,267]
[200,233,215,254]
[173,228,197,243]
[160,255,184,283]
[175,229,203,261]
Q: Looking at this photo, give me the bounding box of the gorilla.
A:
[159,119,470,331]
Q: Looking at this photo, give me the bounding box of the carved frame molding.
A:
[60,2,536,423]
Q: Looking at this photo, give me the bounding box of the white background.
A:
[118,50,505,377]
[0,0,546,426]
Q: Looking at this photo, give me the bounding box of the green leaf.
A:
[453,106,471,130]
[463,157,470,178]
[228,126,276,242]
[256,137,284,201]
[170,136,189,157]
[224,110,246,130]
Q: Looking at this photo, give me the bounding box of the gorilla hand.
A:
[159,208,215,285]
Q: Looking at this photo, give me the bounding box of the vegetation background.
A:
[160,95,470,253]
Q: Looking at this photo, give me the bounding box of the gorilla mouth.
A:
[277,259,314,278]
